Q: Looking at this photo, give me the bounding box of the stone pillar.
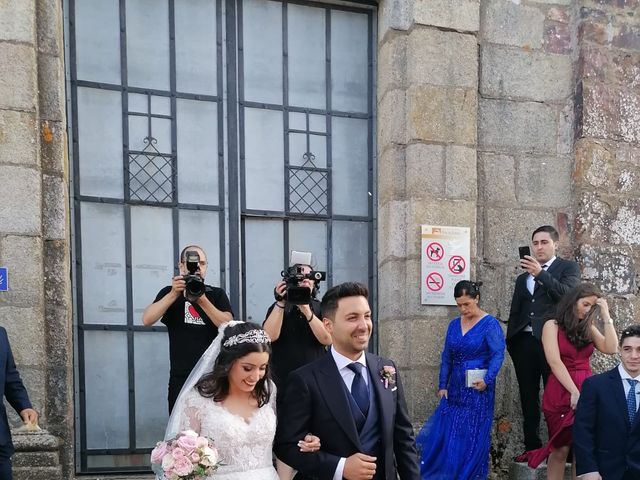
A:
[0,1,71,478]
[377,0,479,428]
[477,0,576,472]
[574,0,640,372]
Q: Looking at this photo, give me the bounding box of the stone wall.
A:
[478,0,578,473]
[574,0,640,372]
[0,1,71,479]
[376,0,480,446]
[375,0,637,477]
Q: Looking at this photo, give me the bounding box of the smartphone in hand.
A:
[518,246,531,268]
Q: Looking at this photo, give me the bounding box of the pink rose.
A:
[172,456,194,477]
[171,447,186,459]
[177,434,198,452]
[150,442,169,465]
[190,452,201,463]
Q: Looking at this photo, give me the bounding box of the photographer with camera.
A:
[263,252,331,480]
[142,245,233,412]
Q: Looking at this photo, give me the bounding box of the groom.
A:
[275,282,420,480]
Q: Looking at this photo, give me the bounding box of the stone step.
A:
[510,461,572,480]
[13,466,62,480]
[12,450,59,467]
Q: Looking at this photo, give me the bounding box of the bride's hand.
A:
[297,433,321,453]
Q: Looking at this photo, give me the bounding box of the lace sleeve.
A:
[269,380,277,415]
[483,317,506,386]
[177,389,202,434]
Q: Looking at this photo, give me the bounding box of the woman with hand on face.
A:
[417,281,505,480]
[526,283,618,479]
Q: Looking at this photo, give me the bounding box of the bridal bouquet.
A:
[151,430,220,479]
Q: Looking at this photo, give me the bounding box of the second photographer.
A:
[262,253,332,399]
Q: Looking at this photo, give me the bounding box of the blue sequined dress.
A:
[417,315,505,480]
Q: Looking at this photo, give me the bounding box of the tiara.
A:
[223,329,271,348]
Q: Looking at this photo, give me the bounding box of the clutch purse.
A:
[465,368,487,387]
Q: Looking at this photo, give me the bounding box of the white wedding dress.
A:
[178,387,280,480]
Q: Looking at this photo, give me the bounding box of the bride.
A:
[162,321,319,479]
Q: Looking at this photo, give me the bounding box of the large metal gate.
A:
[67,0,375,472]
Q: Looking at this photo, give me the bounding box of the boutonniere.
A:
[380,366,396,389]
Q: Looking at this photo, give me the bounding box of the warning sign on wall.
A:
[421,225,470,305]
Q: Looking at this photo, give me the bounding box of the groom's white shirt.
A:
[330,347,369,480]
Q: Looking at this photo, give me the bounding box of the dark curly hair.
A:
[552,282,602,349]
[195,322,272,407]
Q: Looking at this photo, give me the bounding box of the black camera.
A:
[278,265,326,305]
[183,250,206,299]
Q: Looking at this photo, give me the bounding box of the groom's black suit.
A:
[274,350,420,480]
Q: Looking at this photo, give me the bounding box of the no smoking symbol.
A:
[426,272,444,291]
[448,256,466,274]
[426,242,444,262]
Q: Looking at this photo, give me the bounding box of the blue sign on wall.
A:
[0,267,7,292]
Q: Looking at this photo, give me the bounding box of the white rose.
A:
[161,453,175,470]
[201,446,218,466]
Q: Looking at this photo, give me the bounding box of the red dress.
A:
[527,328,594,468]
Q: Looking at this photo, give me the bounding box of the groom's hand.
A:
[344,453,377,480]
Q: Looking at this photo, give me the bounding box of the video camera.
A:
[279,265,326,305]
[183,250,206,299]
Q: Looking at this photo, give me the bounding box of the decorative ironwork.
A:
[289,150,328,215]
[128,137,173,202]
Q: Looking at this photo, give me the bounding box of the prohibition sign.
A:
[426,242,445,262]
[426,272,444,291]
[448,255,466,274]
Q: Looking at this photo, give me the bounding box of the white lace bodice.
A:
[178,388,279,479]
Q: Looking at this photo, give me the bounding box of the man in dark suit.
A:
[507,225,580,456]
[274,282,419,480]
[0,326,38,480]
[574,325,640,480]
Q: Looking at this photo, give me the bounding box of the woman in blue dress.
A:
[417,280,505,479]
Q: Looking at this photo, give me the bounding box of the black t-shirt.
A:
[155,285,233,378]
[264,299,326,388]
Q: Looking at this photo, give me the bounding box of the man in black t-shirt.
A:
[263,263,332,395]
[263,261,332,478]
[142,245,233,412]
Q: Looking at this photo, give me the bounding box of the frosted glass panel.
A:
[309,115,326,133]
[288,4,325,109]
[179,210,221,287]
[289,220,327,272]
[243,0,282,104]
[130,206,174,323]
[289,112,306,130]
[177,99,219,205]
[78,88,123,198]
[135,332,169,447]
[175,0,217,95]
[244,219,283,323]
[289,134,326,168]
[126,0,170,90]
[81,202,127,325]
[332,117,368,216]
[75,0,121,84]
[129,93,148,113]
[152,96,171,116]
[244,108,284,211]
[331,11,368,113]
[332,221,368,286]
[85,331,129,448]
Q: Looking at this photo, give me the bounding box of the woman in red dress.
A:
[527,283,619,479]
